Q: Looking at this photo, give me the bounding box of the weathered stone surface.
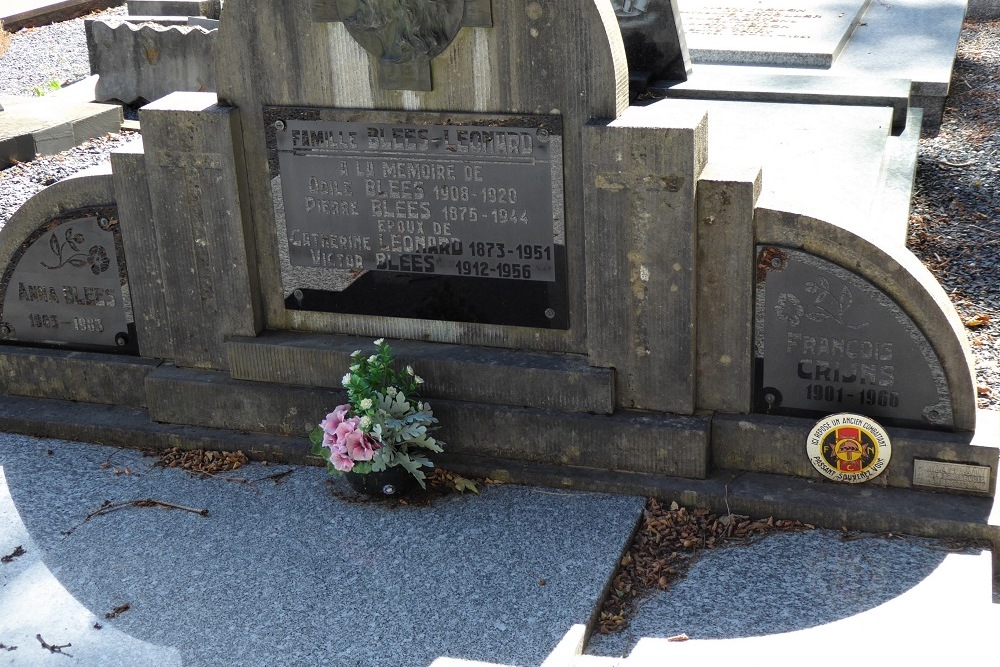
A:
[583,103,707,414]
[127,0,221,18]
[695,163,761,413]
[146,364,711,478]
[216,0,627,354]
[86,18,217,104]
[135,91,262,369]
[712,412,998,496]
[227,332,616,414]
[111,136,174,360]
[0,347,159,408]
[0,95,122,168]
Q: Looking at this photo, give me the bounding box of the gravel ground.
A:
[0,6,127,96]
[0,13,997,411]
[908,20,1000,411]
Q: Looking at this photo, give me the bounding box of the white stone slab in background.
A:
[681,0,872,67]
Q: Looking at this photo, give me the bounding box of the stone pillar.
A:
[695,162,762,413]
[113,91,261,369]
[584,105,708,414]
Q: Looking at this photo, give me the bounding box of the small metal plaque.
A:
[754,246,952,429]
[267,109,568,329]
[913,459,992,494]
[0,208,136,353]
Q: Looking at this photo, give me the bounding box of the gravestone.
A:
[0,0,995,569]
[679,0,872,67]
[753,246,953,430]
[0,205,136,354]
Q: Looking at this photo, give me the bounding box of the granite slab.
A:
[0,433,644,667]
[585,529,998,664]
[679,0,872,67]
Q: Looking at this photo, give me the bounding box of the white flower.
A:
[350,364,360,372]
[360,415,372,429]
[342,372,351,386]
[374,338,385,345]
[387,387,398,397]
[350,350,361,357]
[414,375,424,385]
[368,355,378,363]
[406,365,414,376]
[360,398,373,410]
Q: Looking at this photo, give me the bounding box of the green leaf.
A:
[351,461,373,475]
[453,476,479,494]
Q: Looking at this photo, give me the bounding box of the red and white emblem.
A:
[806,413,891,483]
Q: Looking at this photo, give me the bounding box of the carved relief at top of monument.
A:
[313,0,492,91]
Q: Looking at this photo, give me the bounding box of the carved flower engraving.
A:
[774,293,804,327]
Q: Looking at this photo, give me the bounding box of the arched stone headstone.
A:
[0,167,137,355]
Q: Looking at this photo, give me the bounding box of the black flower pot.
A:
[344,466,414,496]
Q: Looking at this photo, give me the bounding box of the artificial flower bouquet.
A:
[310,339,443,489]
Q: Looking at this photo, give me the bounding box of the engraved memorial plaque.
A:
[913,459,992,495]
[267,108,568,328]
[0,207,137,353]
[680,0,872,68]
[754,246,952,429]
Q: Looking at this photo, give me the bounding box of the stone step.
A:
[0,95,122,168]
[650,72,911,134]
[227,331,615,415]
[146,364,712,478]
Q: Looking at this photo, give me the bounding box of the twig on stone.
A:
[104,603,130,619]
[36,634,71,654]
[1,545,25,564]
[62,499,209,535]
[86,499,208,521]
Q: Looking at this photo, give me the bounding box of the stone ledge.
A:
[0,346,160,408]
[227,331,616,414]
[0,95,123,168]
[712,411,999,496]
[146,364,709,478]
[651,73,911,134]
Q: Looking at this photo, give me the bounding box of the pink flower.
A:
[328,446,354,472]
[344,430,378,461]
[334,418,360,442]
[320,405,351,434]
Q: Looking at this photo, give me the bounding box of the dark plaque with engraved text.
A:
[753,246,953,429]
[266,108,568,328]
[0,207,137,354]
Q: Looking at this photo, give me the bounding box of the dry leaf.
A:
[667,634,689,642]
[977,384,992,397]
[964,314,991,328]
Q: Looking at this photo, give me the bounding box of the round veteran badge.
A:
[806,413,891,483]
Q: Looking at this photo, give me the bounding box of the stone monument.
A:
[0,0,995,552]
